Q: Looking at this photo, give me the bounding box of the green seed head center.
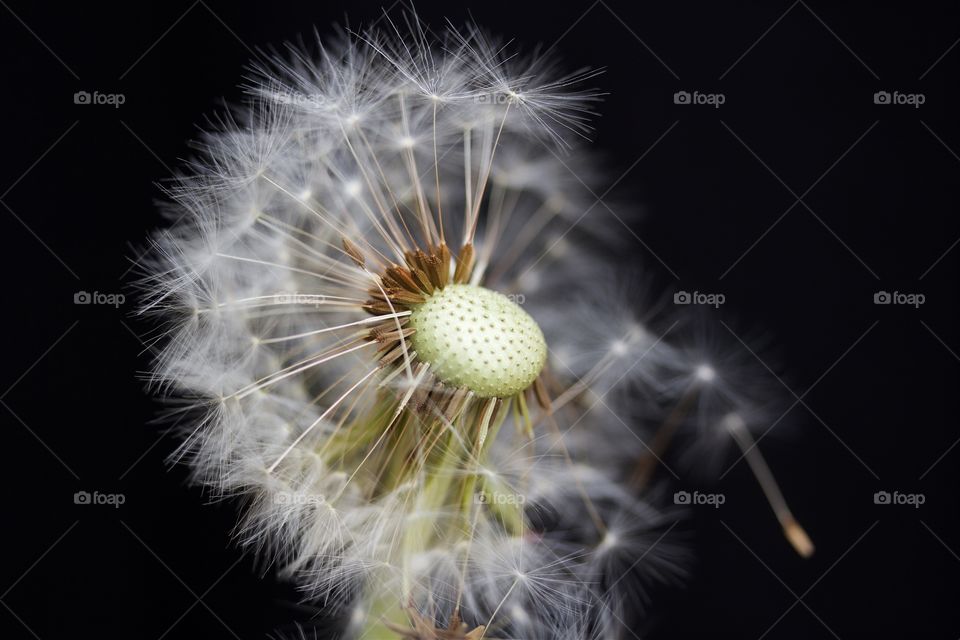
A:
[409,284,547,398]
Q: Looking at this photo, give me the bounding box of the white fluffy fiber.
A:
[139,12,790,639]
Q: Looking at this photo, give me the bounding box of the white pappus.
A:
[138,11,811,639]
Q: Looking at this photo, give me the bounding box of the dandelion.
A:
[140,11,810,638]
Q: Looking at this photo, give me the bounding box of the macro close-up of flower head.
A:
[3,2,958,639]
[136,13,813,639]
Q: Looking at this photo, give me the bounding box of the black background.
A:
[1,1,958,638]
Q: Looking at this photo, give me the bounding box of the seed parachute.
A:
[139,11,810,639]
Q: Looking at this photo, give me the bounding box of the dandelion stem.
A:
[725,415,814,558]
[631,385,699,489]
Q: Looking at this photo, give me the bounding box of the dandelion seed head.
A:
[135,9,805,638]
[695,363,716,383]
[598,531,619,552]
[409,284,547,397]
[343,179,362,197]
[610,338,629,358]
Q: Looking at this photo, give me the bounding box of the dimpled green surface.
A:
[409,284,547,398]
